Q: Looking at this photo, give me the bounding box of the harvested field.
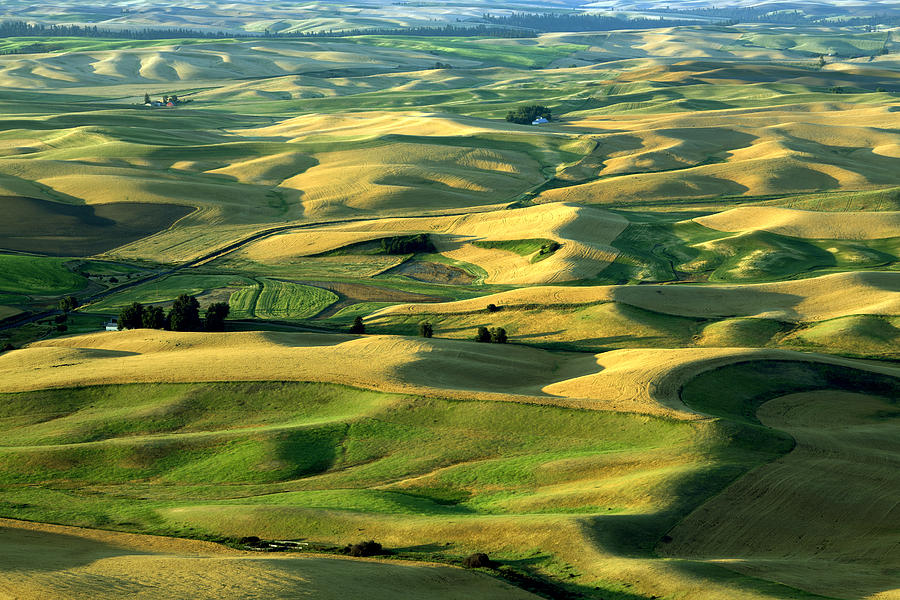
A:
[370,271,900,324]
[0,519,538,600]
[693,207,900,240]
[3,330,898,419]
[663,387,900,600]
[0,196,193,256]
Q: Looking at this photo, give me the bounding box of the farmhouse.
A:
[532,117,549,125]
[104,318,118,331]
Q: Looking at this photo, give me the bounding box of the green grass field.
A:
[87,274,254,313]
[230,279,338,319]
[0,379,789,588]
[0,255,87,298]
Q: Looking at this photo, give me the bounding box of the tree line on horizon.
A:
[0,21,535,42]
[482,10,899,31]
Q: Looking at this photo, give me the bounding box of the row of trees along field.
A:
[348,317,506,344]
[118,294,229,332]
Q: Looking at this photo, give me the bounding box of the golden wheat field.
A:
[0,10,899,600]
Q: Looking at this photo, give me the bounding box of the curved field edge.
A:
[662,360,900,600]
[0,347,895,598]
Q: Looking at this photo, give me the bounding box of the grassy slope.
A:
[86,274,254,313]
[0,379,791,598]
[0,255,87,300]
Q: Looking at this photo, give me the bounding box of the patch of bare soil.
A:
[382,261,476,285]
[295,280,445,319]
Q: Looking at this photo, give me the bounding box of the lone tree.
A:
[475,326,491,343]
[486,303,500,313]
[58,296,79,313]
[118,302,145,330]
[142,305,166,329]
[462,553,496,569]
[168,294,202,332]
[143,92,151,104]
[350,316,366,334]
[418,321,433,338]
[204,302,230,332]
[491,327,508,344]
[506,104,551,125]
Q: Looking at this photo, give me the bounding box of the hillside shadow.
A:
[0,524,153,572]
[0,195,193,256]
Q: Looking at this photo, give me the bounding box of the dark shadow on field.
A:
[0,195,193,256]
[658,360,900,600]
[0,524,153,572]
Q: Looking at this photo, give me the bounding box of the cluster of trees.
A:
[118,294,230,332]
[506,104,551,124]
[341,540,387,557]
[655,7,900,27]
[537,241,561,258]
[144,93,191,105]
[475,326,507,344]
[379,234,436,255]
[0,21,240,40]
[482,9,899,30]
[58,296,79,313]
[482,12,712,32]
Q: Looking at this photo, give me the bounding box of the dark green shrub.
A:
[344,540,385,557]
[462,553,496,568]
[419,321,433,338]
[491,327,508,344]
[475,326,491,343]
[350,316,366,334]
[486,303,500,313]
[58,296,79,312]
